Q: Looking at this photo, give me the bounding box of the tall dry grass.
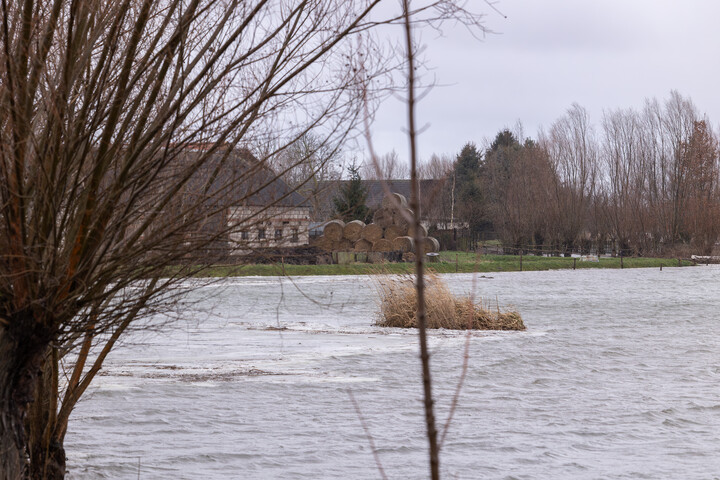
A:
[374,273,524,330]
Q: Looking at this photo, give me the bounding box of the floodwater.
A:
[65,266,720,479]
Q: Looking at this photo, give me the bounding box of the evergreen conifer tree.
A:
[333,165,370,222]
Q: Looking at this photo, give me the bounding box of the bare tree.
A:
[362,149,410,179]
[663,91,702,244]
[400,2,439,477]
[543,104,598,255]
[418,153,453,180]
[360,3,488,478]
[269,131,345,221]
[600,107,645,255]
[680,120,720,254]
[418,153,454,229]
[0,0,484,477]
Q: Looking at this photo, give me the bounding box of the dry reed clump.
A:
[374,274,524,331]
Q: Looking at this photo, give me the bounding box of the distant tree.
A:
[480,131,524,245]
[452,142,488,233]
[362,150,410,180]
[270,132,344,221]
[332,165,370,222]
[418,154,454,229]
[681,120,720,254]
[483,129,522,183]
[544,105,598,255]
[492,139,555,253]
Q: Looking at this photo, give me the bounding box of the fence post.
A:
[519,253,523,272]
[573,258,576,270]
[455,253,459,273]
[281,256,285,276]
[678,257,681,267]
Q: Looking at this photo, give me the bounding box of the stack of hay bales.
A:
[312,193,440,259]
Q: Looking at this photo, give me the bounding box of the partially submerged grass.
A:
[374,273,525,331]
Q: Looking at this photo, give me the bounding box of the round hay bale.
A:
[410,223,428,238]
[373,208,395,228]
[343,220,365,242]
[392,209,411,232]
[384,225,405,240]
[333,238,354,251]
[372,239,393,252]
[381,192,408,209]
[392,236,414,253]
[422,236,440,254]
[360,223,383,242]
[372,208,385,224]
[312,236,333,251]
[392,223,410,236]
[353,238,373,252]
[323,220,345,242]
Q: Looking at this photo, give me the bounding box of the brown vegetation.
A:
[374,274,524,330]
[435,92,720,257]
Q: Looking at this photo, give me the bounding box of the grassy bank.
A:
[196,252,694,277]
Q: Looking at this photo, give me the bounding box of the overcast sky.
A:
[362,0,720,161]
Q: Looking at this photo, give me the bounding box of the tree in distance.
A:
[333,164,371,223]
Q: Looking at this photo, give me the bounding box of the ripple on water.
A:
[65,268,720,479]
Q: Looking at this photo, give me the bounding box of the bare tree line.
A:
[437,91,719,257]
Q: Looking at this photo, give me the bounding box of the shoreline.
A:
[194,253,696,277]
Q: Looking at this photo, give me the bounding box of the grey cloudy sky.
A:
[365,0,720,160]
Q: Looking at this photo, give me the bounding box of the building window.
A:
[257,228,265,240]
[275,228,283,239]
[240,230,249,240]
[291,228,299,243]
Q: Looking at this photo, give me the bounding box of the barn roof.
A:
[184,148,306,209]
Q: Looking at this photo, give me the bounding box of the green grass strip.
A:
[191,252,693,277]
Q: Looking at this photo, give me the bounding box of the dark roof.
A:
[315,178,446,216]
[362,180,412,209]
[185,148,306,208]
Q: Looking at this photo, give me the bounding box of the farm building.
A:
[180,147,310,258]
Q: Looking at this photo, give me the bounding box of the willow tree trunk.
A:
[0,360,24,478]
[1,335,28,479]
[26,352,66,480]
[0,326,51,479]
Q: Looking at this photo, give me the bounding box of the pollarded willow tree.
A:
[0,0,487,477]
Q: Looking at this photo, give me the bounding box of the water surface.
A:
[66,266,720,479]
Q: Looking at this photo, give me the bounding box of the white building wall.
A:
[228,205,310,252]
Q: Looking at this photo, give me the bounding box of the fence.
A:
[432,229,494,252]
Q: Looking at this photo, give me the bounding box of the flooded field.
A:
[66,266,720,479]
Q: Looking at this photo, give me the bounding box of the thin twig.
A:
[439,263,479,449]
[347,389,388,480]
[403,1,439,478]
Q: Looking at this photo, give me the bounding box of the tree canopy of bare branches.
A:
[0,0,489,477]
[448,91,719,257]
